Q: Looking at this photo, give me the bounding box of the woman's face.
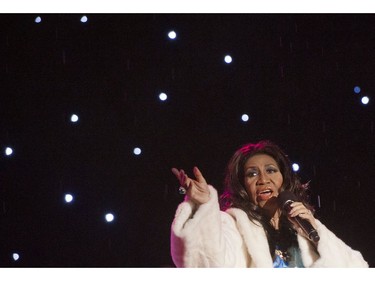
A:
[243,153,283,208]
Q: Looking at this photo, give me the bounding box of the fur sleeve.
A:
[170,185,245,267]
[298,220,369,267]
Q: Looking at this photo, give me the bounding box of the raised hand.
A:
[171,166,211,205]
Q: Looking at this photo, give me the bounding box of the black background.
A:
[0,14,374,267]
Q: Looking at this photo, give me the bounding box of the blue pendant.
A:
[273,255,288,268]
[273,248,289,268]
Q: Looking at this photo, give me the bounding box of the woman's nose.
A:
[257,172,270,185]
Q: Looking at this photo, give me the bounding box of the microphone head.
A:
[278,190,298,209]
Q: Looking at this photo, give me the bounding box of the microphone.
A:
[278,190,320,243]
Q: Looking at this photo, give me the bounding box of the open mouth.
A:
[258,189,272,195]
[257,189,273,201]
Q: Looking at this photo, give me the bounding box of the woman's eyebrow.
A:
[246,163,276,168]
[244,166,258,170]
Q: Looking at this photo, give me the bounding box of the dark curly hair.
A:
[220,140,312,218]
[219,140,313,256]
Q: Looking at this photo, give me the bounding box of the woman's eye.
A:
[246,171,258,177]
[266,168,278,174]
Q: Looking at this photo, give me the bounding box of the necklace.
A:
[270,216,279,229]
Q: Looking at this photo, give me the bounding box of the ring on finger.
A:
[178,186,187,195]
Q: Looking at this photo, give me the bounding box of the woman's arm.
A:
[298,220,369,267]
[170,185,246,267]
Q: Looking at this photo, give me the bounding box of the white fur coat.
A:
[171,185,368,268]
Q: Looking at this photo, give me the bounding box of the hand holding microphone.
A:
[278,191,320,243]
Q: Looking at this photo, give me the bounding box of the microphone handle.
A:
[283,200,320,242]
